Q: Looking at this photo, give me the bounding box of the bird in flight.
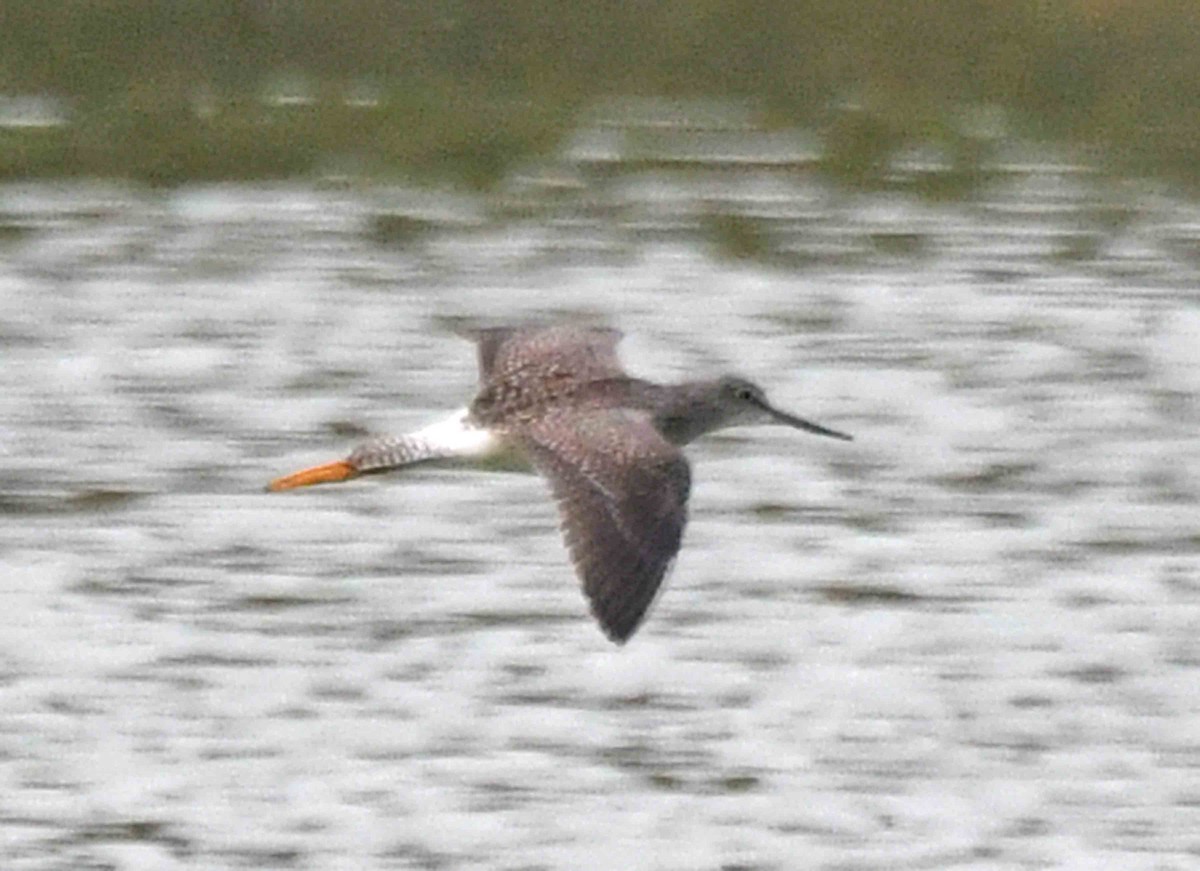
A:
[269,325,852,643]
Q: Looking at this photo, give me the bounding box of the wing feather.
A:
[517,408,691,643]
[468,325,626,385]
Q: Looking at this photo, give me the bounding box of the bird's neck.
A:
[634,379,726,446]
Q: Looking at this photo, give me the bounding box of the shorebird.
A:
[269,325,852,643]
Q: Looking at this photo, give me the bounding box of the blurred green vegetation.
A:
[0,0,1197,186]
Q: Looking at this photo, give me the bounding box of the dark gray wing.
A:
[467,325,626,385]
[468,327,521,381]
[517,408,691,643]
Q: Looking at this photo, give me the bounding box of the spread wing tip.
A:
[592,607,641,645]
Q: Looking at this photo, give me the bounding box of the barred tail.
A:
[347,434,450,473]
[268,434,465,492]
[269,409,498,491]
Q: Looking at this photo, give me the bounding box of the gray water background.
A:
[1,151,1198,869]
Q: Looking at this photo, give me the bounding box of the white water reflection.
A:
[1,170,1198,870]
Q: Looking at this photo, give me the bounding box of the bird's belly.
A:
[472,442,534,473]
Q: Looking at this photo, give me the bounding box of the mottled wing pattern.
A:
[469,327,520,380]
[470,325,626,385]
[467,325,629,425]
[516,408,691,643]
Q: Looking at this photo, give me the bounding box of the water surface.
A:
[1,168,1198,869]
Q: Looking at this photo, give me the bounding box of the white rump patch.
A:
[413,408,506,460]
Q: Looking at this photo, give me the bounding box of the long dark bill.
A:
[761,401,853,441]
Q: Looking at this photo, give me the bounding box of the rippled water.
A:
[1,168,1198,870]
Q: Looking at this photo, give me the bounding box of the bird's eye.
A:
[735,387,754,401]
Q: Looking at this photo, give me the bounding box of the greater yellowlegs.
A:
[269,325,852,643]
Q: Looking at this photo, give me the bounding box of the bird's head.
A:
[712,375,853,440]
